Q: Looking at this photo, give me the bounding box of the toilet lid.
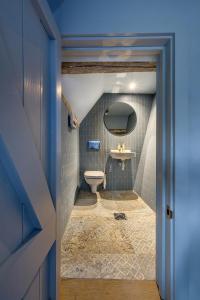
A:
[84,171,104,178]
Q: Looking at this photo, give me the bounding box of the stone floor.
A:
[61,191,155,280]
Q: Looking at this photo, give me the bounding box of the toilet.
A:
[84,171,105,193]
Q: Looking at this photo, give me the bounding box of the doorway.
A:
[59,34,174,300]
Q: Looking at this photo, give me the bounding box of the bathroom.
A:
[60,70,156,281]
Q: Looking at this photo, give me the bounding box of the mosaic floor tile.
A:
[61,191,155,280]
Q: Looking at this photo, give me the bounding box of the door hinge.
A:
[166,205,173,219]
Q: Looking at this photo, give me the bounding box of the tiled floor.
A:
[61,191,155,280]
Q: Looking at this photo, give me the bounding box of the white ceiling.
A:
[61,72,156,123]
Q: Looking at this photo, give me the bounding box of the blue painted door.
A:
[0,0,56,299]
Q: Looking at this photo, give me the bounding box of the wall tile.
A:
[134,96,156,210]
[80,93,153,191]
[60,100,79,235]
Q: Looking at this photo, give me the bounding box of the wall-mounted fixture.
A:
[103,102,137,136]
[88,140,101,150]
[110,148,136,170]
[62,94,79,129]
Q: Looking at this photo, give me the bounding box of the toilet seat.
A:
[84,171,104,179]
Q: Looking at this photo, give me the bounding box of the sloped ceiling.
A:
[62,72,156,123]
[47,0,64,12]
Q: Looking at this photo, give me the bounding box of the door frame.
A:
[61,33,175,300]
[30,1,62,299]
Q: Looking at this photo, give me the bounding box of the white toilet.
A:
[84,171,105,193]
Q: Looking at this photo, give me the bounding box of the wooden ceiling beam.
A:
[62,61,157,74]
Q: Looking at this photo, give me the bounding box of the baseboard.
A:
[74,185,80,204]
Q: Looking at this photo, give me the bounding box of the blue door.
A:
[0,0,56,299]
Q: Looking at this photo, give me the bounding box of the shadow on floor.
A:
[75,191,97,206]
[100,190,138,201]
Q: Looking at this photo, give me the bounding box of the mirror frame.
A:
[103,102,137,136]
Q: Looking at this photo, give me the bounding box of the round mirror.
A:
[103,102,137,136]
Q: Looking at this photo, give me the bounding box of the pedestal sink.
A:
[110,149,136,170]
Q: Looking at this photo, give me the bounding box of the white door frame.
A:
[61,33,175,300]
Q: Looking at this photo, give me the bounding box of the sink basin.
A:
[110,149,135,161]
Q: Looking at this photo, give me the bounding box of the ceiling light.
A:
[116,73,127,78]
[129,82,136,90]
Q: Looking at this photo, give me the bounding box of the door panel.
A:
[0,0,56,299]
[23,0,50,183]
[23,0,44,158]
[23,259,49,300]
[23,41,42,155]
[40,259,49,300]
[23,272,40,300]
[0,0,23,97]
[22,204,35,242]
[0,160,23,265]
[40,24,50,183]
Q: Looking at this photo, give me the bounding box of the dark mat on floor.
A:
[100,190,138,201]
[75,191,97,206]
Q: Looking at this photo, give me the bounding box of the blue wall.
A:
[80,93,153,191]
[135,96,156,211]
[61,100,79,236]
[54,1,200,299]
[47,0,64,12]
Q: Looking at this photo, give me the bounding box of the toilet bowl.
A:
[84,171,104,193]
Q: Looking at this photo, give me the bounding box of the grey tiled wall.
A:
[60,100,79,236]
[79,93,153,191]
[134,96,156,210]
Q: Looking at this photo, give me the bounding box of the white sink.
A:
[110,149,135,161]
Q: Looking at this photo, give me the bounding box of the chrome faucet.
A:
[117,143,125,152]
